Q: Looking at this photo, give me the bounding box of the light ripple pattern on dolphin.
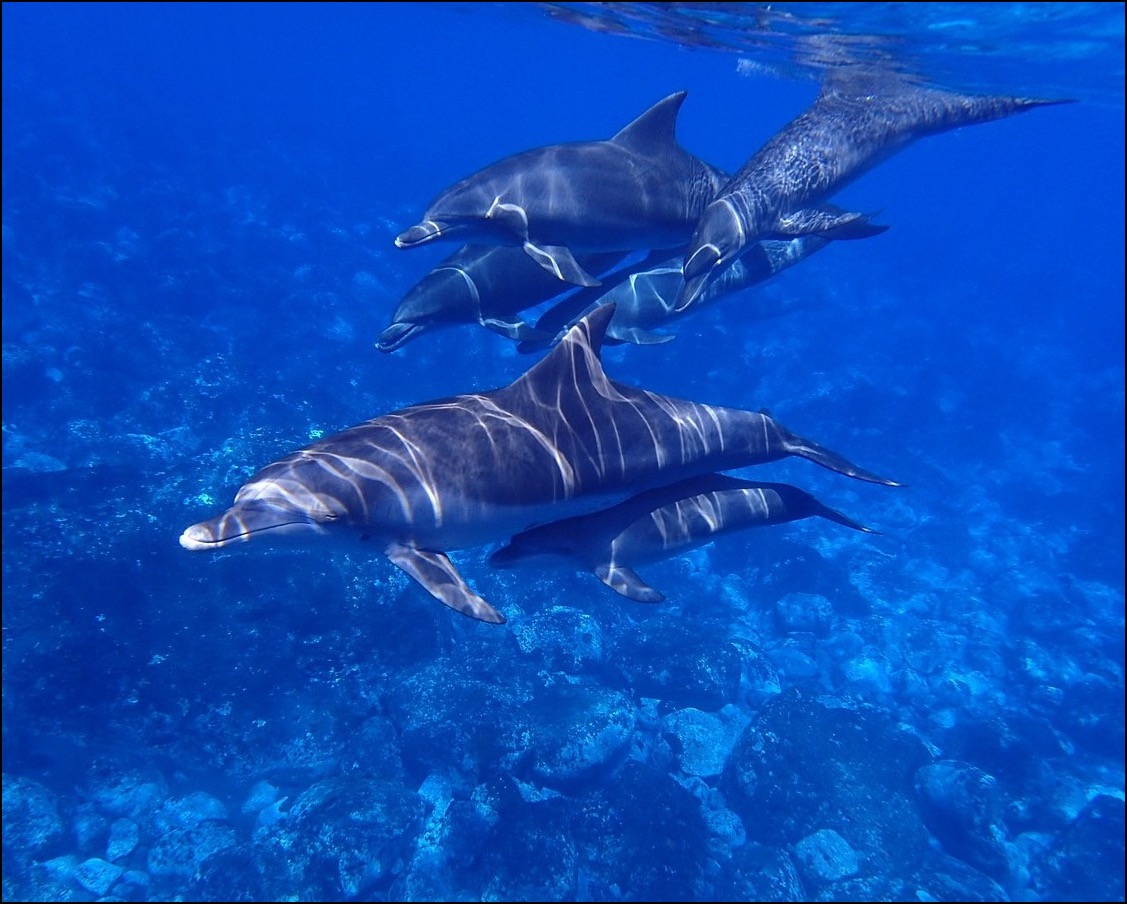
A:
[181,304,900,624]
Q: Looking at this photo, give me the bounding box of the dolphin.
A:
[181,304,900,624]
[677,77,1066,311]
[376,244,626,352]
[490,474,874,602]
[394,92,729,287]
[524,212,884,349]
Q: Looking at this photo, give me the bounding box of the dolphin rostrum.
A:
[490,474,874,602]
[376,243,626,352]
[677,78,1065,311]
[181,304,900,624]
[394,92,729,288]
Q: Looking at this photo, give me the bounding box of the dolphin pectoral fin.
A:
[386,543,505,624]
[594,564,666,603]
[515,335,556,355]
[612,326,676,346]
[479,314,554,343]
[775,207,888,240]
[522,242,603,287]
[828,221,889,240]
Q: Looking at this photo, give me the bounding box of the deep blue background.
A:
[3,3,1123,902]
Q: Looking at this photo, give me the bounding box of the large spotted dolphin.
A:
[376,244,626,352]
[394,92,729,288]
[490,474,874,602]
[181,305,900,624]
[677,78,1065,311]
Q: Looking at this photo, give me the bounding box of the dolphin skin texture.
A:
[490,474,873,602]
[181,304,900,624]
[394,92,728,288]
[677,78,1066,311]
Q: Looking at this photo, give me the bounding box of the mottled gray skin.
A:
[181,305,899,623]
[678,80,1064,310]
[376,244,625,352]
[395,92,728,288]
[490,474,874,602]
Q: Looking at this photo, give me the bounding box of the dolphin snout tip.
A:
[376,321,419,353]
[673,275,707,314]
[179,523,216,551]
[394,221,442,249]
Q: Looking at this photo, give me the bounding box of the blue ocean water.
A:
[2,2,1123,901]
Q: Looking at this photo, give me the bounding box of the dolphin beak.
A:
[394,220,445,249]
[180,518,232,550]
[179,502,322,551]
[376,321,424,352]
[675,244,722,313]
[674,272,709,314]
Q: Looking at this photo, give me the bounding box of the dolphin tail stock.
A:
[775,419,905,487]
[386,542,505,624]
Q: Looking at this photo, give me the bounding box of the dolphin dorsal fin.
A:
[511,302,617,393]
[609,92,687,155]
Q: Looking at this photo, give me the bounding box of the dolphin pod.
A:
[184,80,1062,623]
[182,305,899,623]
[490,474,874,602]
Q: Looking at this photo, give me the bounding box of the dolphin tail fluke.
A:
[595,564,665,603]
[780,425,905,487]
[814,502,878,534]
[387,543,505,624]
